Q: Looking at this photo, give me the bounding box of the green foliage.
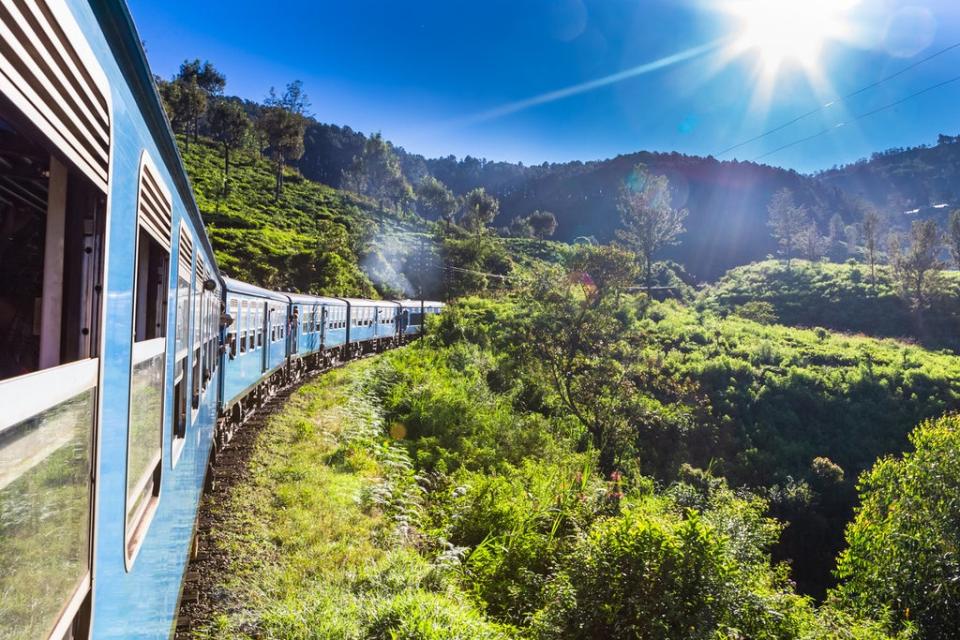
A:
[179,134,431,296]
[343,132,413,212]
[615,165,687,291]
[701,260,960,351]
[835,414,960,639]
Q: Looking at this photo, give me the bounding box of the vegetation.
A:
[615,165,687,293]
[700,260,960,351]
[836,414,960,640]
[178,133,424,296]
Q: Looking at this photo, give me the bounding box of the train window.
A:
[0,51,109,639]
[192,257,203,405]
[228,299,238,358]
[127,154,172,567]
[256,306,263,347]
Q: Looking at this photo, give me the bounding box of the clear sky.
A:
[127,0,960,173]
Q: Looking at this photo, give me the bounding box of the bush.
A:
[835,414,960,638]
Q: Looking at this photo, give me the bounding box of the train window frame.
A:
[228,298,238,358]
[172,222,193,463]
[125,152,172,570]
[0,4,112,627]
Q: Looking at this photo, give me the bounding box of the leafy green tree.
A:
[948,209,960,269]
[507,215,533,238]
[206,99,250,182]
[835,414,960,639]
[528,210,558,246]
[161,77,206,150]
[342,133,412,211]
[461,187,500,246]
[767,188,809,267]
[254,82,310,199]
[415,176,458,230]
[615,165,687,295]
[527,245,641,471]
[889,219,943,309]
[177,59,226,96]
[861,208,881,284]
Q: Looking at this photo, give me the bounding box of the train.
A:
[0,1,443,638]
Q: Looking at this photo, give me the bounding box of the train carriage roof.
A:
[222,277,289,303]
[337,298,398,308]
[286,293,347,306]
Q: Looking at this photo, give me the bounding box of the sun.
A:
[719,0,859,75]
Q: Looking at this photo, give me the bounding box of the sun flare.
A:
[721,0,859,74]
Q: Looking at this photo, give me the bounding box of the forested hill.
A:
[817,135,960,220]
[302,123,857,279]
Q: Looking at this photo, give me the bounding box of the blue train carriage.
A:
[286,293,348,369]
[341,298,400,356]
[221,277,290,424]
[396,300,446,338]
[0,0,224,637]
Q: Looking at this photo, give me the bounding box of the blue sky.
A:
[128,0,960,173]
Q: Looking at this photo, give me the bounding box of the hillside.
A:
[179,134,430,297]
[301,123,858,280]
[818,136,960,219]
[700,260,960,352]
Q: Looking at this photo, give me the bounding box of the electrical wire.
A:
[752,73,960,161]
[715,41,960,158]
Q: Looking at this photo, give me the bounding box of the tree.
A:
[845,224,860,256]
[528,210,558,246]
[861,208,881,284]
[615,166,687,295]
[415,177,458,230]
[462,187,499,246]
[767,188,809,267]
[177,59,226,96]
[160,77,206,150]
[528,245,641,471]
[207,99,251,182]
[173,59,224,143]
[507,215,533,238]
[948,209,960,269]
[798,223,827,261]
[267,79,310,116]
[828,213,845,248]
[342,133,412,211]
[835,414,960,639]
[889,219,943,309]
[256,103,306,199]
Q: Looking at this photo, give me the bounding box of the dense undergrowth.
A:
[197,327,947,639]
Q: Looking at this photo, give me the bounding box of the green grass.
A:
[194,359,512,639]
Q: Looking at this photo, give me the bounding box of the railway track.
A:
[174,371,311,638]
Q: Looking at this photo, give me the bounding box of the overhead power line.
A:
[752,73,960,161]
[715,40,960,158]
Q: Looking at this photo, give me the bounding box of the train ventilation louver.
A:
[138,157,172,247]
[0,0,111,192]
[196,253,206,280]
[179,226,193,276]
